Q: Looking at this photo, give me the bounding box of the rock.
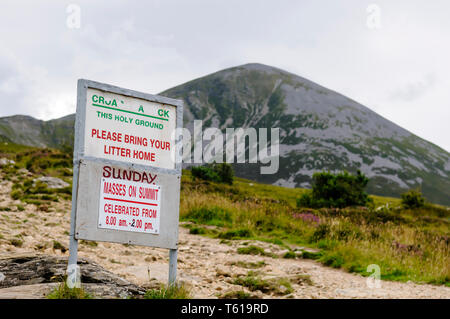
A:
[17,168,31,176]
[0,158,15,166]
[278,285,289,294]
[34,176,69,189]
[0,254,146,298]
[141,278,161,290]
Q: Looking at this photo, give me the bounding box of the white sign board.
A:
[70,79,183,249]
[84,88,177,169]
[98,177,161,234]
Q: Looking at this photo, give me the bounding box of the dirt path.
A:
[0,179,449,299]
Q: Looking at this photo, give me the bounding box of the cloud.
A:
[0,0,449,151]
[389,74,436,102]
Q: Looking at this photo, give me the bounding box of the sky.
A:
[0,0,449,151]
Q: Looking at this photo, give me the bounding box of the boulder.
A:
[34,176,69,189]
[0,254,146,299]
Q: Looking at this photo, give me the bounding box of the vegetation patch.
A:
[1,144,449,287]
[144,283,191,299]
[401,189,425,209]
[47,282,92,299]
[10,238,23,247]
[300,251,323,260]
[297,170,372,208]
[237,245,276,258]
[219,228,252,239]
[282,251,296,259]
[53,241,67,253]
[233,272,293,296]
[219,290,259,299]
[191,163,234,185]
[231,261,266,269]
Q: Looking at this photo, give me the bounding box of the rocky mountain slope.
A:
[0,63,449,204]
[0,114,74,149]
[162,63,450,205]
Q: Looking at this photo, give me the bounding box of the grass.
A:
[52,240,67,253]
[237,245,276,258]
[219,228,253,239]
[46,282,92,299]
[231,261,266,269]
[10,238,23,247]
[219,290,259,299]
[81,240,98,247]
[1,145,449,287]
[144,283,191,299]
[179,170,450,286]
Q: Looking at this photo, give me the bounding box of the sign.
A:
[84,88,177,169]
[98,177,161,234]
[68,79,183,287]
[69,79,183,251]
[75,161,180,248]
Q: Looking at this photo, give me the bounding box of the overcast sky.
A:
[0,0,449,151]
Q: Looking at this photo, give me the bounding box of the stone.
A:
[0,158,15,166]
[34,176,70,189]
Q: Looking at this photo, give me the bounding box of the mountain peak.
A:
[0,64,449,205]
[236,62,285,72]
[160,63,450,205]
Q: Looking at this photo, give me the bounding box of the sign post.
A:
[67,79,183,288]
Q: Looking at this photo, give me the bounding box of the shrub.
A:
[300,251,323,260]
[297,170,371,208]
[297,193,313,208]
[183,207,232,226]
[401,189,425,209]
[189,227,206,235]
[191,165,220,182]
[10,239,23,247]
[213,162,234,185]
[191,162,234,184]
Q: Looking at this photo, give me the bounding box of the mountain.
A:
[0,63,449,205]
[0,114,74,149]
[160,63,450,205]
